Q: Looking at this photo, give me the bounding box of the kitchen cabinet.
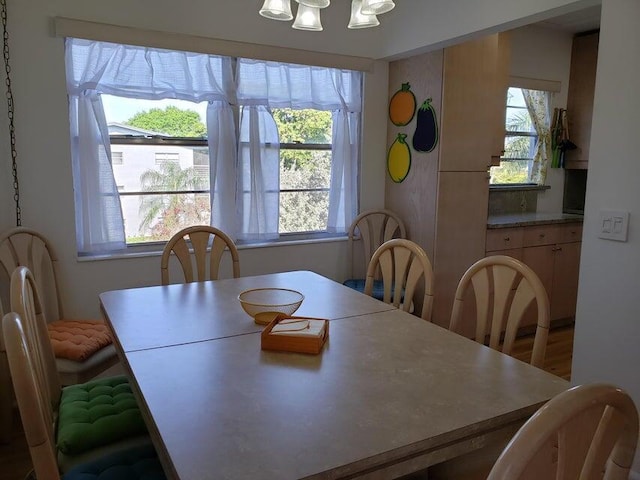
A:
[486,222,582,326]
[387,32,510,328]
[565,31,599,169]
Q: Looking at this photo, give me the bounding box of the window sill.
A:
[76,233,348,262]
[489,184,550,192]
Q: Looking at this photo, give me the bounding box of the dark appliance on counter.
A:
[563,169,587,214]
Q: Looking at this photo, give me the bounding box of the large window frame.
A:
[65,37,362,255]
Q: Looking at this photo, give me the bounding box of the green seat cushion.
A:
[62,444,166,480]
[57,375,148,455]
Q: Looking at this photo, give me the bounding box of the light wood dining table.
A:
[100,270,569,480]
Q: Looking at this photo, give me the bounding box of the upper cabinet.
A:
[565,31,599,169]
[440,33,510,172]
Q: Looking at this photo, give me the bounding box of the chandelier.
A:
[259,0,396,31]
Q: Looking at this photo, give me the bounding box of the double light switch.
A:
[598,210,630,242]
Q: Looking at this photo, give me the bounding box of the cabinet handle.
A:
[539,233,545,238]
[504,236,510,241]
[552,246,563,252]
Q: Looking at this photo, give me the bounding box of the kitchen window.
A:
[490,87,551,185]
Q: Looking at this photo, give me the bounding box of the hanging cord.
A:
[1,0,20,226]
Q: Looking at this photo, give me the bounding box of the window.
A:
[111,151,123,165]
[66,39,361,254]
[490,87,550,185]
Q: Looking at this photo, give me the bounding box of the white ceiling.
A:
[536,4,601,33]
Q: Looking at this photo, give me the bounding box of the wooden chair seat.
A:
[0,227,118,386]
[487,383,639,480]
[160,225,240,285]
[2,311,164,479]
[449,255,550,368]
[364,238,434,321]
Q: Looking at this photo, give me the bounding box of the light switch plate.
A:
[598,210,630,242]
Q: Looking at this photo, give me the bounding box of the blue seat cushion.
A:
[57,375,148,455]
[343,279,386,300]
[63,444,166,480]
[344,278,406,303]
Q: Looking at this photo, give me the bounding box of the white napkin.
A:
[270,319,326,337]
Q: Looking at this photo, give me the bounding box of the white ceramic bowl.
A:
[238,288,304,322]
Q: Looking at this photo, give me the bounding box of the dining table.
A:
[100,270,569,480]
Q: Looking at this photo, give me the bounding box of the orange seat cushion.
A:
[47,320,113,362]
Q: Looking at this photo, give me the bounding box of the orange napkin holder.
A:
[261,314,329,355]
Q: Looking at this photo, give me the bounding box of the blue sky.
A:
[102,95,207,124]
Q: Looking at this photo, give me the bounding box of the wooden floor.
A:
[0,325,574,480]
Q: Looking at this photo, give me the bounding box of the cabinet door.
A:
[441,34,505,172]
[551,241,582,320]
[490,32,510,166]
[522,245,555,327]
[565,32,599,167]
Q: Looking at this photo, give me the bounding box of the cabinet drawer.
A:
[560,223,583,243]
[523,225,560,247]
[486,228,523,251]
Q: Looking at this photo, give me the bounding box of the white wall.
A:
[0,0,605,319]
[571,0,640,473]
[509,25,574,212]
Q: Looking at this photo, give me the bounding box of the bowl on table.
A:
[238,288,305,325]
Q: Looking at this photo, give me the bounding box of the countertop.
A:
[487,212,584,229]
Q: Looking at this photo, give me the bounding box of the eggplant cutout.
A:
[412,98,439,153]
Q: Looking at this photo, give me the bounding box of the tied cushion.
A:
[57,375,148,455]
[63,444,166,480]
[48,319,113,362]
[343,279,386,301]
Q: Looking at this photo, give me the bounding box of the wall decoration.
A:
[387,133,411,183]
[389,83,416,126]
[412,98,439,152]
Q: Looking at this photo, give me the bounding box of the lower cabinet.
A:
[486,222,582,325]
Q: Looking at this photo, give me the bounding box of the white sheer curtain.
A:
[236,59,362,234]
[65,38,235,253]
[69,92,126,253]
[237,106,280,241]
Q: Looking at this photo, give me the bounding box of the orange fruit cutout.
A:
[389,83,417,126]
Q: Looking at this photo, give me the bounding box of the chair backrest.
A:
[347,209,407,280]
[449,255,550,368]
[160,225,240,285]
[364,239,434,321]
[487,383,639,480]
[0,227,63,324]
[2,312,61,480]
[10,266,62,411]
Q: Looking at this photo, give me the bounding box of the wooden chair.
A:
[0,227,118,386]
[343,209,407,298]
[0,296,11,444]
[364,238,434,321]
[2,312,166,480]
[449,255,550,368]
[487,383,639,480]
[10,266,150,473]
[160,225,240,285]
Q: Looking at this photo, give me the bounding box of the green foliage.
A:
[126,106,206,137]
[138,162,210,240]
[272,109,332,170]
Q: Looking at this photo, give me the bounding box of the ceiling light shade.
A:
[259,0,294,21]
[296,0,330,8]
[348,0,380,29]
[293,4,323,31]
[360,0,395,15]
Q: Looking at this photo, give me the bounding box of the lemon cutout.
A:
[388,133,411,183]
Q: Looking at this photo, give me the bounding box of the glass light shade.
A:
[259,0,294,21]
[293,5,323,31]
[360,0,395,15]
[295,0,330,8]
[348,0,380,29]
